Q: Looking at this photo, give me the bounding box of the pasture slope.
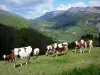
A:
[0,47,100,75]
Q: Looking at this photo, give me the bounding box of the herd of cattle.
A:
[2,39,93,67]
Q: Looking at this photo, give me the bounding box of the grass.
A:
[60,65,100,75]
[39,26,84,43]
[0,47,100,75]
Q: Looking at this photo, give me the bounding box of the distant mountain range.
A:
[34,7,100,29]
[0,7,99,43]
[30,7,100,42]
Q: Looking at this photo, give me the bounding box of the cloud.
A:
[56,2,87,11]
[12,0,54,19]
[89,0,100,6]
[0,4,11,11]
[0,0,54,19]
[8,0,22,5]
[0,1,87,19]
[16,4,53,19]
[56,4,71,11]
[16,12,37,19]
[73,2,87,7]
[36,1,53,14]
[5,0,53,6]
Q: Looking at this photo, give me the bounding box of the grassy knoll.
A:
[0,47,100,75]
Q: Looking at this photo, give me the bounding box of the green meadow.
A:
[0,47,100,75]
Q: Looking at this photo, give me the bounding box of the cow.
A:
[85,40,93,52]
[13,46,32,67]
[74,40,93,53]
[74,40,81,52]
[46,44,56,56]
[54,43,68,57]
[33,48,40,58]
[46,42,68,57]
[3,54,15,63]
[79,39,86,53]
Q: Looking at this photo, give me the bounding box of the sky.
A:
[0,0,100,19]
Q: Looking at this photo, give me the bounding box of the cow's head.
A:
[63,42,68,46]
[3,55,7,59]
[80,39,84,44]
[14,48,20,56]
[54,43,58,49]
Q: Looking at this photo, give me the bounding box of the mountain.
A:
[68,7,100,13]
[36,7,100,29]
[38,10,66,20]
[30,7,100,43]
[0,9,29,29]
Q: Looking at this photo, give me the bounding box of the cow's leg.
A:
[26,55,30,65]
[89,45,93,52]
[89,47,91,52]
[80,46,85,53]
[64,49,67,55]
[36,54,38,58]
[83,47,85,53]
[20,57,23,66]
[52,50,55,54]
[14,56,17,68]
[36,52,38,58]
[56,51,59,57]
[5,60,7,64]
[80,47,82,53]
[89,49,91,52]
[13,58,15,63]
[75,47,77,53]
[46,50,49,56]
[51,50,56,57]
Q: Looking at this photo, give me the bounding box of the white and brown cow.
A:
[53,42,68,57]
[13,46,32,67]
[46,42,68,57]
[85,40,93,52]
[46,43,56,56]
[74,40,81,53]
[3,54,15,63]
[74,40,93,53]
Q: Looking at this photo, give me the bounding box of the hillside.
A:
[30,7,100,43]
[0,47,100,75]
[0,10,54,56]
[0,9,29,29]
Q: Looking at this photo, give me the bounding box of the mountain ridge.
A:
[33,6,100,30]
[30,6,99,43]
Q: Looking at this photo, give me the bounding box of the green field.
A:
[0,47,100,75]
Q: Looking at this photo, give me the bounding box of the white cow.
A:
[13,46,32,67]
[33,48,40,58]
